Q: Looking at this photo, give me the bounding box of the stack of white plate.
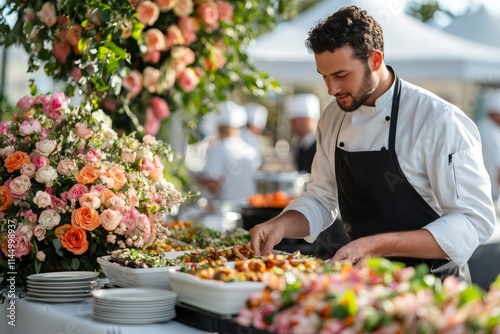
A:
[26,271,99,303]
[91,288,177,324]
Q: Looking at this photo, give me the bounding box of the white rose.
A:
[38,210,61,230]
[0,145,15,157]
[121,148,137,163]
[17,223,34,239]
[57,159,77,176]
[33,224,46,241]
[20,162,37,178]
[136,147,154,161]
[33,190,52,208]
[35,166,58,185]
[79,192,101,209]
[100,209,122,231]
[35,139,58,156]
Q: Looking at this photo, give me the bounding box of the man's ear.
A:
[371,50,384,71]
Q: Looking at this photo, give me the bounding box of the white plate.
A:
[92,288,177,302]
[27,271,99,282]
[26,280,98,288]
[27,291,91,298]
[93,298,176,307]
[25,295,91,303]
[27,285,97,293]
[93,304,175,314]
[92,313,176,324]
[167,268,264,315]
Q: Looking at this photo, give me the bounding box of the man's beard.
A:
[336,65,377,112]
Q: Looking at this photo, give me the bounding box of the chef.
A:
[241,102,269,161]
[194,101,260,204]
[285,93,321,173]
[249,6,496,282]
[477,90,500,211]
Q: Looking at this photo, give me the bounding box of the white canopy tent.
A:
[442,5,500,48]
[246,0,500,86]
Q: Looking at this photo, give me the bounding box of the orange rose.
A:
[75,165,100,184]
[0,186,13,211]
[4,151,31,173]
[55,224,89,255]
[71,207,101,231]
[99,189,115,208]
[105,166,127,191]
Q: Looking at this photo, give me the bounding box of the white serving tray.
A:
[97,256,179,290]
[167,267,265,315]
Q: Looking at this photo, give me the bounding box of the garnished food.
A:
[166,221,251,248]
[233,244,255,260]
[108,249,180,268]
[247,191,296,208]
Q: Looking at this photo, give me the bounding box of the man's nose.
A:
[325,77,341,96]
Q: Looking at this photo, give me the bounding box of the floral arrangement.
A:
[237,258,500,333]
[0,92,186,290]
[0,0,305,138]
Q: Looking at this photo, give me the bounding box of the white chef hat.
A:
[216,101,247,128]
[486,90,500,114]
[284,94,320,120]
[245,103,268,130]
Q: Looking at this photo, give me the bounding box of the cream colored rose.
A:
[79,192,101,209]
[57,158,77,176]
[136,147,154,161]
[100,209,123,231]
[33,224,46,241]
[142,135,157,145]
[20,162,37,178]
[121,148,137,163]
[35,166,58,185]
[35,139,57,156]
[107,196,126,211]
[142,66,161,93]
[38,209,61,230]
[144,28,166,52]
[75,121,94,139]
[137,1,160,26]
[0,145,15,157]
[9,175,31,197]
[173,0,194,17]
[33,190,52,208]
[17,223,34,239]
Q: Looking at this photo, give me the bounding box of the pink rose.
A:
[14,231,32,258]
[144,108,160,135]
[20,162,37,178]
[217,0,234,23]
[9,175,31,200]
[75,121,93,139]
[179,16,198,46]
[197,0,219,30]
[142,135,157,145]
[34,95,50,106]
[164,25,185,50]
[79,192,101,209]
[71,66,82,82]
[36,2,57,28]
[53,33,72,64]
[16,95,35,112]
[46,92,70,113]
[142,50,161,64]
[142,66,161,93]
[176,67,200,92]
[0,120,11,133]
[205,46,226,71]
[122,70,143,98]
[144,28,166,52]
[22,210,38,225]
[19,119,42,136]
[32,155,50,168]
[48,194,67,211]
[35,139,58,156]
[173,0,193,17]
[57,158,77,176]
[155,0,177,11]
[150,96,170,120]
[100,209,123,231]
[64,184,90,201]
[136,1,160,26]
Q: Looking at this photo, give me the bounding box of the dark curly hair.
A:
[305,6,384,62]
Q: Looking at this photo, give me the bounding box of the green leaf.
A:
[71,258,81,270]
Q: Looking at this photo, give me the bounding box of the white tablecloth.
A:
[2,295,207,334]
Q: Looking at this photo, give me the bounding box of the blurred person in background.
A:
[478,90,500,211]
[285,93,321,173]
[241,102,269,162]
[193,101,260,204]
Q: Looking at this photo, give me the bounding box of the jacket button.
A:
[339,142,344,147]
[381,147,387,151]
[385,116,391,121]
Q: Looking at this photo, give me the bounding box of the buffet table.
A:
[2,296,207,334]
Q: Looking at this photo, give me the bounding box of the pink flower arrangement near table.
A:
[0,0,295,136]
[0,92,185,290]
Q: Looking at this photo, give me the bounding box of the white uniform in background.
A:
[477,90,500,205]
[241,102,268,160]
[202,101,260,202]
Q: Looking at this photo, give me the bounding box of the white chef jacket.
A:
[477,116,500,201]
[284,78,496,267]
[202,136,260,202]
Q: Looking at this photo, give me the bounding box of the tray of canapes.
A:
[97,243,261,289]
[167,246,322,315]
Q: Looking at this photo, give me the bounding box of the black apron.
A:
[334,70,470,282]
[295,141,316,173]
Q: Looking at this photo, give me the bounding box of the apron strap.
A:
[388,67,401,151]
